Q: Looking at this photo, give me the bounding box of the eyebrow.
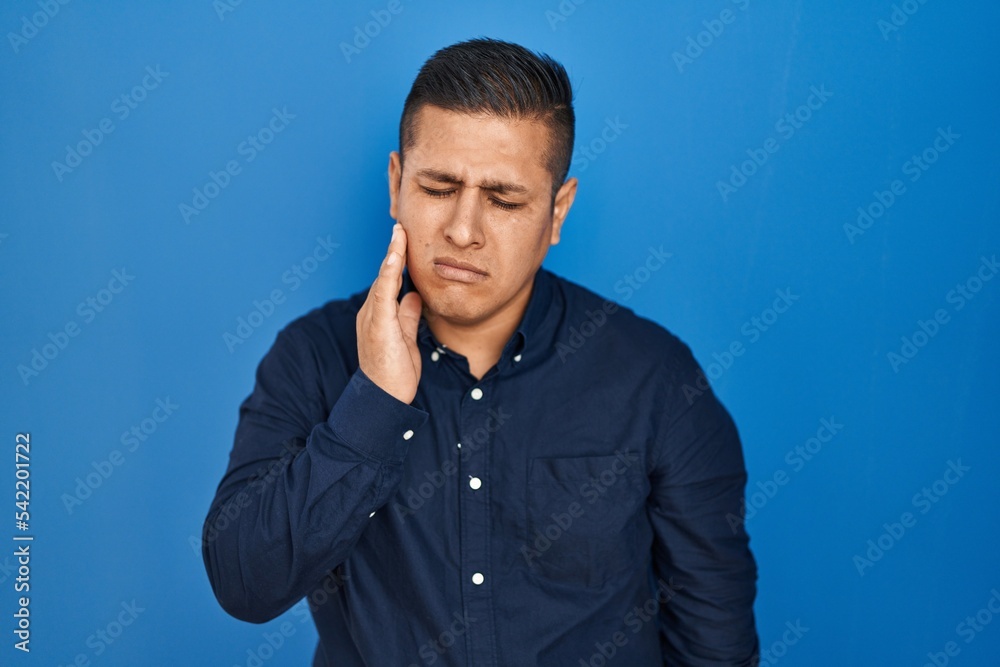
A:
[415,168,530,196]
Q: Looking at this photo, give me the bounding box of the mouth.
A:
[433,258,488,284]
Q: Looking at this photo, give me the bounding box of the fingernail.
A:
[387,252,398,266]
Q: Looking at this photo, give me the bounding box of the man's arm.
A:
[647,342,759,665]
[202,331,427,623]
[203,222,427,623]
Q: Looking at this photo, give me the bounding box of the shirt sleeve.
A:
[647,341,759,665]
[201,324,428,624]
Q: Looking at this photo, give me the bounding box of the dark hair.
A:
[399,37,575,199]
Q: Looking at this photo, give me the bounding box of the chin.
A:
[423,295,485,325]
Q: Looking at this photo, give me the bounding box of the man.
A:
[203,38,758,666]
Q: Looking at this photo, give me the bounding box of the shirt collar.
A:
[398,265,558,370]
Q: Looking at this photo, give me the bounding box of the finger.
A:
[370,223,406,323]
[398,290,423,342]
[385,222,403,266]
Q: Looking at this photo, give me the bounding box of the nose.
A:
[442,190,485,249]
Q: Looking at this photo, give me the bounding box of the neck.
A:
[425,278,534,380]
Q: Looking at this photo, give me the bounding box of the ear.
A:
[388,151,402,220]
[549,176,578,245]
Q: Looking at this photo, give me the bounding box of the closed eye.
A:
[490,198,521,211]
[421,186,523,212]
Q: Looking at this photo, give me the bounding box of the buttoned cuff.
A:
[326,367,429,463]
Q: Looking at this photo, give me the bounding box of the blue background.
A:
[2,1,998,665]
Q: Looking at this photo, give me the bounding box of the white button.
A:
[431,351,440,362]
[456,442,462,449]
[470,387,483,400]
[469,477,482,490]
[369,511,376,517]
[471,572,484,585]
[513,354,522,362]
[403,429,414,440]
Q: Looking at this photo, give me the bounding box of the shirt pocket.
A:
[525,454,644,588]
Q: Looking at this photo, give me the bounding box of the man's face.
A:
[388,104,577,327]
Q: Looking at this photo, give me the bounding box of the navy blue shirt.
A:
[203,265,758,666]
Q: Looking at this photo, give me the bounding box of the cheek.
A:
[398,196,433,234]
[496,220,548,257]
[402,229,431,269]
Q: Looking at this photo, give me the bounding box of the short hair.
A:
[399,37,575,199]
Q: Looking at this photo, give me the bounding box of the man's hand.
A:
[356,222,423,404]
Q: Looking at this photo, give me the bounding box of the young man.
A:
[203,38,759,666]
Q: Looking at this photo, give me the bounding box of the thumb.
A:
[398,290,423,342]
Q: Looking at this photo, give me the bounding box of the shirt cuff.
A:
[326,367,429,463]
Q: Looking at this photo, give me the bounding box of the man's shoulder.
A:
[547,269,692,371]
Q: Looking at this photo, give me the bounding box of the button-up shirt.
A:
[203,265,759,666]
